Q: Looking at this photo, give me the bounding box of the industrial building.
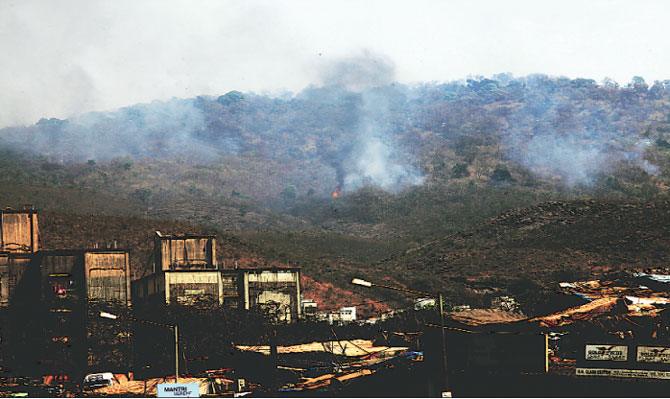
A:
[132,267,302,321]
[319,306,357,324]
[0,206,40,253]
[39,249,132,305]
[3,248,134,378]
[132,232,302,321]
[0,206,40,307]
[152,231,216,272]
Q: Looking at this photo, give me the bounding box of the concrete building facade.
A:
[0,253,31,307]
[133,232,302,321]
[132,268,302,321]
[0,207,40,307]
[153,231,216,271]
[0,207,39,253]
[40,249,132,305]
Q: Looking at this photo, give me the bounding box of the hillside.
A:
[16,195,670,318]
[4,74,670,316]
[36,211,388,314]
[38,212,259,278]
[360,198,670,314]
[2,75,670,246]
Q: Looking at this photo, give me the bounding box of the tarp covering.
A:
[531,295,670,327]
[530,297,620,327]
[236,339,408,357]
[287,369,374,391]
[278,351,422,392]
[557,280,647,300]
[447,309,527,326]
[624,296,670,316]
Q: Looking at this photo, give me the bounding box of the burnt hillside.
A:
[369,199,670,307]
[23,199,670,317]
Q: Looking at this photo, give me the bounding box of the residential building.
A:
[319,306,357,324]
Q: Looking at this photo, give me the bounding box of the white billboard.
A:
[585,344,628,361]
[637,346,670,363]
[577,368,670,379]
[157,383,200,398]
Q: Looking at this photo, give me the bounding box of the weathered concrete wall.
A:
[39,250,131,304]
[84,252,130,304]
[0,253,9,306]
[0,254,38,307]
[246,269,301,321]
[165,271,220,304]
[41,252,82,302]
[0,211,39,253]
[155,235,216,270]
[131,268,301,321]
[0,209,39,306]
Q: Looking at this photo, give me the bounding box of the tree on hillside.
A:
[280,185,297,203]
[217,90,245,105]
[491,164,513,182]
[451,163,470,178]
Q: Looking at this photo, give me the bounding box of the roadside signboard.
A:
[157,383,200,397]
[637,346,670,363]
[577,344,670,380]
[576,368,670,379]
[584,344,628,361]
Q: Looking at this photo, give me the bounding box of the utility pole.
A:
[351,278,451,396]
[439,294,449,393]
[100,311,180,385]
[174,324,179,383]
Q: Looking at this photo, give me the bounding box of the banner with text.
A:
[637,346,670,364]
[584,345,628,361]
[576,368,670,379]
[157,383,200,398]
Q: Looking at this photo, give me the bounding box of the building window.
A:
[48,278,76,297]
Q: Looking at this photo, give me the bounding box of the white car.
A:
[82,372,119,391]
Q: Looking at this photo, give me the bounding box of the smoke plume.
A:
[504,78,659,186]
[0,97,220,162]
[317,50,424,191]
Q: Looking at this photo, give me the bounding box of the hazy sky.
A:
[2,0,670,128]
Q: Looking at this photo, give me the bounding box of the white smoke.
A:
[318,50,424,191]
[514,131,658,186]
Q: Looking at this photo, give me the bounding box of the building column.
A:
[0,274,8,305]
[217,272,223,305]
[295,271,301,319]
[243,272,249,310]
[164,272,171,304]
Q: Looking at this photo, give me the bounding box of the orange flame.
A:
[332,187,339,198]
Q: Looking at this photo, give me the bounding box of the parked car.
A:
[82,372,119,391]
